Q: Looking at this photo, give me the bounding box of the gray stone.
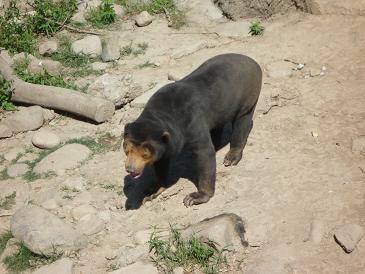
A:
[71,11,86,23]
[88,73,142,107]
[11,205,87,256]
[32,130,61,149]
[33,144,91,174]
[111,261,158,274]
[352,136,365,156]
[213,21,251,37]
[135,11,153,27]
[76,214,105,235]
[62,176,86,192]
[266,61,294,78]
[71,35,102,58]
[12,52,36,63]
[39,41,58,56]
[181,213,247,250]
[3,106,44,133]
[0,124,12,138]
[72,204,96,220]
[7,163,29,178]
[91,62,109,70]
[131,81,173,108]
[167,71,183,81]
[118,245,149,267]
[102,36,121,62]
[28,59,62,75]
[334,223,364,253]
[31,258,73,274]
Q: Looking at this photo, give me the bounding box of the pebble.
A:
[32,129,61,149]
[76,214,105,236]
[334,223,364,253]
[39,41,58,56]
[135,11,153,27]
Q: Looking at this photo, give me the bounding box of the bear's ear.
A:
[161,131,170,144]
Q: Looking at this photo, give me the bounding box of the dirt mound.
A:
[213,0,312,19]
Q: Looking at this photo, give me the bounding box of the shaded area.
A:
[123,123,233,209]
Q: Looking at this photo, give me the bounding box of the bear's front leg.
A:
[183,136,216,207]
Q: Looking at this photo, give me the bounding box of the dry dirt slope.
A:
[0,3,364,274]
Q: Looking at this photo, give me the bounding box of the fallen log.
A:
[0,51,115,123]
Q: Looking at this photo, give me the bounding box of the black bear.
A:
[123,53,262,207]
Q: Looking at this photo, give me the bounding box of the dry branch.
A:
[0,52,114,123]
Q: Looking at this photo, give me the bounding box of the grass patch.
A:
[0,192,16,210]
[14,59,78,90]
[149,226,228,274]
[86,0,117,28]
[3,242,61,273]
[0,75,15,111]
[60,186,80,200]
[121,42,148,57]
[66,133,122,154]
[249,20,264,36]
[0,231,12,255]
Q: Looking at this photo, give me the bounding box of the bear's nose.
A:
[126,165,135,174]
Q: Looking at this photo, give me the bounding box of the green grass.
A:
[249,20,264,36]
[121,42,148,57]
[0,75,15,111]
[0,232,13,255]
[86,0,117,28]
[3,242,61,273]
[149,226,228,274]
[0,192,16,210]
[66,133,122,154]
[60,186,80,200]
[14,59,78,90]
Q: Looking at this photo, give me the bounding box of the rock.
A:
[77,0,101,11]
[12,52,36,63]
[131,81,173,108]
[102,36,121,62]
[111,261,158,274]
[3,106,44,133]
[76,214,105,235]
[28,59,62,75]
[32,129,61,149]
[118,245,149,267]
[6,163,29,178]
[171,40,207,59]
[71,35,102,58]
[39,41,58,56]
[266,61,293,78]
[310,0,365,16]
[113,4,125,16]
[213,21,251,37]
[11,205,87,256]
[181,213,247,250]
[334,223,364,253]
[72,204,96,220]
[33,144,91,174]
[71,11,87,23]
[91,62,109,70]
[0,50,13,66]
[167,71,184,81]
[88,73,142,107]
[308,219,324,244]
[352,136,365,156]
[62,176,86,192]
[31,258,73,274]
[0,124,12,138]
[135,11,153,27]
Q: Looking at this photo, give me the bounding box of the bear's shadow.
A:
[123,123,232,210]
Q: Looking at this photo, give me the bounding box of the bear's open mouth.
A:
[129,172,142,179]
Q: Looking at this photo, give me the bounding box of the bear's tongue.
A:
[130,172,141,179]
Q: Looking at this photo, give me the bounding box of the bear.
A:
[123,53,262,207]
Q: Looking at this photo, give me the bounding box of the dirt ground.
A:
[0,3,364,274]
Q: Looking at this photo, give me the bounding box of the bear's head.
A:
[123,121,170,179]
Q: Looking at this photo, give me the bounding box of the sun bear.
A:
[123,53,262,207]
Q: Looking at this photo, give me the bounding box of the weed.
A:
[14,59,78,90]
[60,186,79,200]
[121,43,133,56]
[0,169,10,181]
[29,0,78,36]
[0,75,15,111]
[121,42,148,57]
[149,226,228,273]
[137,61,157,69]
[0,231,12,255]
[133,42,149,55]
[3,242,61,273]
[86,0,117,28]
[249,20,264,36]
[0,192,16,210]
[0,1,36,54]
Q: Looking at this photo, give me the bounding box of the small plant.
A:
[121,42,148,57]
[3,242,61,273]
[0,75,15,111]
[0,192,16,210]
[249,20,264,36]
[0,231,13,255]
[86,0,117,28]
[149,226,228,273]
[0,1,36,53]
